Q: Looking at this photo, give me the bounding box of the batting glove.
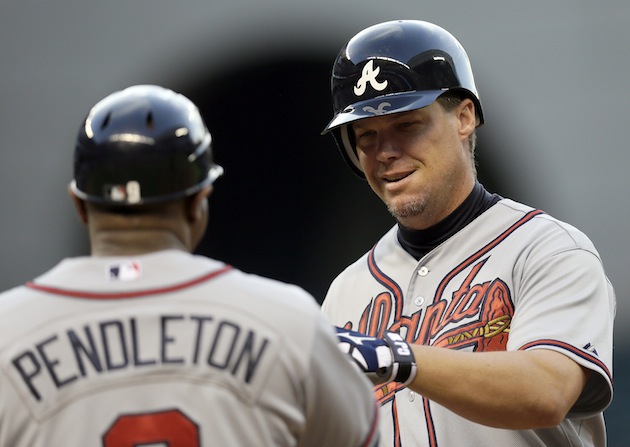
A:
[336,327,417,387]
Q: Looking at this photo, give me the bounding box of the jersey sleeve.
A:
[508,245,615,417]
[300,315,379,447]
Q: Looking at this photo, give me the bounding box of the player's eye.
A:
[356,129,376,140]
[397,121,422,130]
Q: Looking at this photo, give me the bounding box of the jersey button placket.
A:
[414,266,429,307]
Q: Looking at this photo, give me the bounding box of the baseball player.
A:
[320,20,615,446]
[0,85,379,446]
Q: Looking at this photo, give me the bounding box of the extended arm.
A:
[336,328,589,429]
[408,344,588,429]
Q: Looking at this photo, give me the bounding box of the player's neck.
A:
[89,230,189,256]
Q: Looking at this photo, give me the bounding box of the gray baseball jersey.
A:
[0,250,379,446]
[322,199,615,446]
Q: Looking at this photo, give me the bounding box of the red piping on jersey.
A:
[24,265,233,300]
[433,209,544,305]
[392,399,402,447]
[519,339,613,386]
[423,397,438,447]
[359,401,381,447]
[368,247,404,325]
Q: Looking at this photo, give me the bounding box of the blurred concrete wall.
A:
[1,0,628,442]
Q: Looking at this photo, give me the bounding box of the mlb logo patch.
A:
[108,261,142,281]
[104,180,142,204]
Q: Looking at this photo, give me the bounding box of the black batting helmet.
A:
[322,20,484,177]
[71,84,223,205]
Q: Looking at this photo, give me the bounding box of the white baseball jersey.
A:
[0,249,379,447]
[322,199,615,447]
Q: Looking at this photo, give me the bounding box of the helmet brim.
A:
[321,90,445,135]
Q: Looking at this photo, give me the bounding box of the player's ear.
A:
[68,184,89,225]
[456,98,477,140]
[186,186,212,223]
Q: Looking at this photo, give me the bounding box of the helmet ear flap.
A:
[331,125,364,178]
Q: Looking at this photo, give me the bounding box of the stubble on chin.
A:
[386,195,427,220]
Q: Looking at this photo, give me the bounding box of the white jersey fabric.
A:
[322,199,615,447]
[0,250,379,447]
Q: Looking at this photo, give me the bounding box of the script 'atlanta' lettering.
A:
[348,256,514,403]
[354,60,388,96]
[11,314,270,402]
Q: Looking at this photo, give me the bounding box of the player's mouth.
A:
[380,170,415,194]
[382,171,414,184]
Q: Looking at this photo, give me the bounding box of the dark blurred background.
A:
[1,1,628,443]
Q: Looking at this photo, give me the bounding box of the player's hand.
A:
[335,327,417,387]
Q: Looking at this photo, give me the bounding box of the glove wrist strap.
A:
[383,332,417,386]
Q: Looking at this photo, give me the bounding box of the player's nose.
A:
[374,136,403,163]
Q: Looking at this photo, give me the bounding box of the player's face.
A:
[352,100,477,229]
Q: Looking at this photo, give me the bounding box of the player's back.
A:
[0,250,356,446]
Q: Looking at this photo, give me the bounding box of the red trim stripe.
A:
[368,246,404,323]
[519,339,612,384]
[359,401,381,447]
[433,209,544,304]
[25,265,233,300]
[392,398,402,447]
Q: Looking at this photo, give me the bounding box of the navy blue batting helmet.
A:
[71,85,223,205]
[322,20,484,177]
